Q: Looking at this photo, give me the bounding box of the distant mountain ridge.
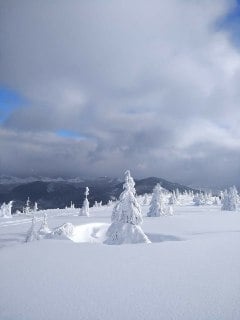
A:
[0,176,198,212]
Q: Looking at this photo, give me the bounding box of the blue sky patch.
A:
[0,87,24,123]
[216,0,240,46]
[56,129,86,140]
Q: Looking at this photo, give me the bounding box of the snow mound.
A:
[105,222,151,245]
[51,222,109,243]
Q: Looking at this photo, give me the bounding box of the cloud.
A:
[0,0,240,186]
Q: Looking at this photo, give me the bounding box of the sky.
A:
[1,0,240,187]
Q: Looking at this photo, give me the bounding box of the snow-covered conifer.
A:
[105,170,150,245]
[168,191,178,205]
[33,202,38,212]
[80,187,90,216]
[24,197,31,215]
[143,193,149,205]
[221,186,238,211]
[147,184,166,217]
[0,201,13,218]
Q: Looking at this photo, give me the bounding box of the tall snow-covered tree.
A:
[105,170,150,245]
[147,183,166,217]
[221,186,238,211]
[80,187,90,216]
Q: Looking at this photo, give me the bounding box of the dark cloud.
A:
[1,0,240,186]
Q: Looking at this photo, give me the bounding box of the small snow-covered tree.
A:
[33,202,38,212]
[80,187,90,216]
[25,216,39,242]
[0,201,13,218]
[107,200,113,207]
[175,188,180,200]
[24,197,31,215]
[193,193,205,206]
[105,170,150,245]
[221,186,238,211]
[168,191,178,205]
[38,213,51,238]
[147,184,166,217]
[143,193,149,205]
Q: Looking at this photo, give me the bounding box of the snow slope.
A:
[0,197,240,320]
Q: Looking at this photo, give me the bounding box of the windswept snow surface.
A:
[0,197,240,320]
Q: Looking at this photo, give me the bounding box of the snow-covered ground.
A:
[0,196,240,320]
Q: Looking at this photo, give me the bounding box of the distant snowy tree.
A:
[147,184,166,217]
[80,187,90,216]
[24,197,31,215]
[175,188,180,200]
[107,200,113,207]
[38,213,51,238]
[25,216,39,242]
[213,197,219,205]
[105,170,150,245]
[168,191,178,205]
[143,193,149,205]
[33,202,38,212]
[0,201,13,218]
[221,186,238,211]
[193,193,205,206]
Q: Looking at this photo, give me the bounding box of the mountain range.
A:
[0,175,198,212]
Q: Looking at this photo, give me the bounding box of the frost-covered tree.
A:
[80,187,90,216]
[107,200,113,206]
[25,216,39,242]
[221,186,238,211]
[24,197,31,215]
[38,213,51,238]
[168,191,178,205]
[175,188,180,200]
[143,193,149,205]
[213,197,220,205]
[0,201,13,218]
[193,193,205,206]
[147,184,166,217]
[105,170,150,245]
[33,202,38,212]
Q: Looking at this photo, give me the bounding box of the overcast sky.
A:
[1,0,240,187]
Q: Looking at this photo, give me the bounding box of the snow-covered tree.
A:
[213,197,219,205]
[143,193,149,205]
[175,188,180,200]
[168,191,178,205]
[221,186,238,211]
[33,202,38,212]
[193,193,205,206]
[147,183,166,217]
[80,187,90,216]
[23,197,31,215]
[25,216,39,242]
[105,170,150,245]
[0,201,13,218]
[107,200,113,207]
[38,213,51,238]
